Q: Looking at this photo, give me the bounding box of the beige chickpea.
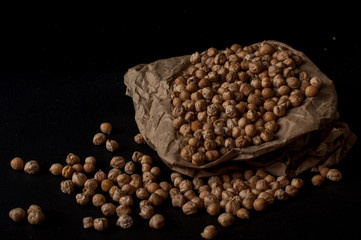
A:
[149,214,165,230]
[312,174,324,186]
[217,212,234,227]
[326,169,342,182]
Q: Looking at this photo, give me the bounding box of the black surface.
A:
[1,6,361,240]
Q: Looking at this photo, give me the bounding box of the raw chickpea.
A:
[10,157,24,171]
[76,193,89,205]
[60,180,74,194]
[206,203,220,216]
[106,139,119,152]
[83,217,94,229]
[326,169,342,182]
[83,162,95,173]
[134,133,145,144]
[85,156,96,164]
[93,133,106,145]
[225,199,241,215]
[101,179,114,192]
[291,178,304,189]
[110,156,126,169]
[253,198,267,211]
[218,212,234,227]
[236,208,250,219]
[72,163,83,173]
[92,193,106,207]
[72,172,87,187]
[312,174,324,186]
[305,85,319,97]
[139,205,154,219]
[94,169,107,182]
[116,204,132,216]
[149,214,165,230]
[101,203,116,216]
[274,189,288,200]
[49,163,63,175]
[285,185,298,197]
[24,160,40,174]
[9,208,26,222]
[201,225,218,240]
[148,193,163,206]
[100,122,112,134]
[27,210,45,225]
[124,161,136,174]
[93,217,108,231]
[66,153,80,166]
[182,201,198,215]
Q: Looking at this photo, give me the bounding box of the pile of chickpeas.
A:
[9,121,343,239]
[171,42,323,165]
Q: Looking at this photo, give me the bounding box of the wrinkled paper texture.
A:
[124,40,357,178]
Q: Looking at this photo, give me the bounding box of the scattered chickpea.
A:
[134,133,145,144]
[93,217,108,231]
[27,208,45,225]
[62,165,74,178]
[100,122,112,134]
[236,208,250,219]
[106,139,119,152]
[201,225,218,240]
[110,156,126,169]
[139,205,154,219]
[72,172,87,187]
[66,153,80,166]
[10,157,24,171]
[326,169,342,182]
[9,208,26,222]
[311,174,324,186]
[76,193,89,205]
[253,198,267,211]
[149,214,165,230]
[217,212,234,227]
[83,162,95,173]
[206,203,220,216]
[92,193,106,207]
[101,203,116,216]
[93,133,106,145]
[116,214,134,229]
[83,217,94,229]
[101,179,114,192]
[60,180,74,194]
[49,163,63,175]
[24,160,40,174]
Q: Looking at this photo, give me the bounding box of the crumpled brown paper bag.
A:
[124,40,357,178]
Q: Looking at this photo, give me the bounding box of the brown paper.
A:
[124,40,357,178]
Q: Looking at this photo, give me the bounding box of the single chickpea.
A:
[9,208,26,222]
[182,201,198,215]
[274,189,288,201]
[100,122,112,134]
[72,172,87,187]
[206,202,220,216]
[201,225,218,240]
[253,198,267,211]
[49,163,63,175]
[60,180,74,194]
[93,217,108,231]
[76,193,89,205]
[326,169,342,182]
[101,179,114,192]
[93,133,106,145]
[66,153,80,166]
[94,169,107,182]
[236,207,250,219]
[72,163,83,172]
[116,204,132,216]
[83,162,95,173]
[92,193,106,207]
[312,174,324,186]
[106,139,119,152]
[24,160,40,174]
[62,165,74,178]
[10,157,24,171]
[217,212,234,227]
[139,205,154,219]
[83,217,94,229]
[101,203,116,216]
[149,214,165,230]
[134,133,145,144]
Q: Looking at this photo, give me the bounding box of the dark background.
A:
[1,4,360,240]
